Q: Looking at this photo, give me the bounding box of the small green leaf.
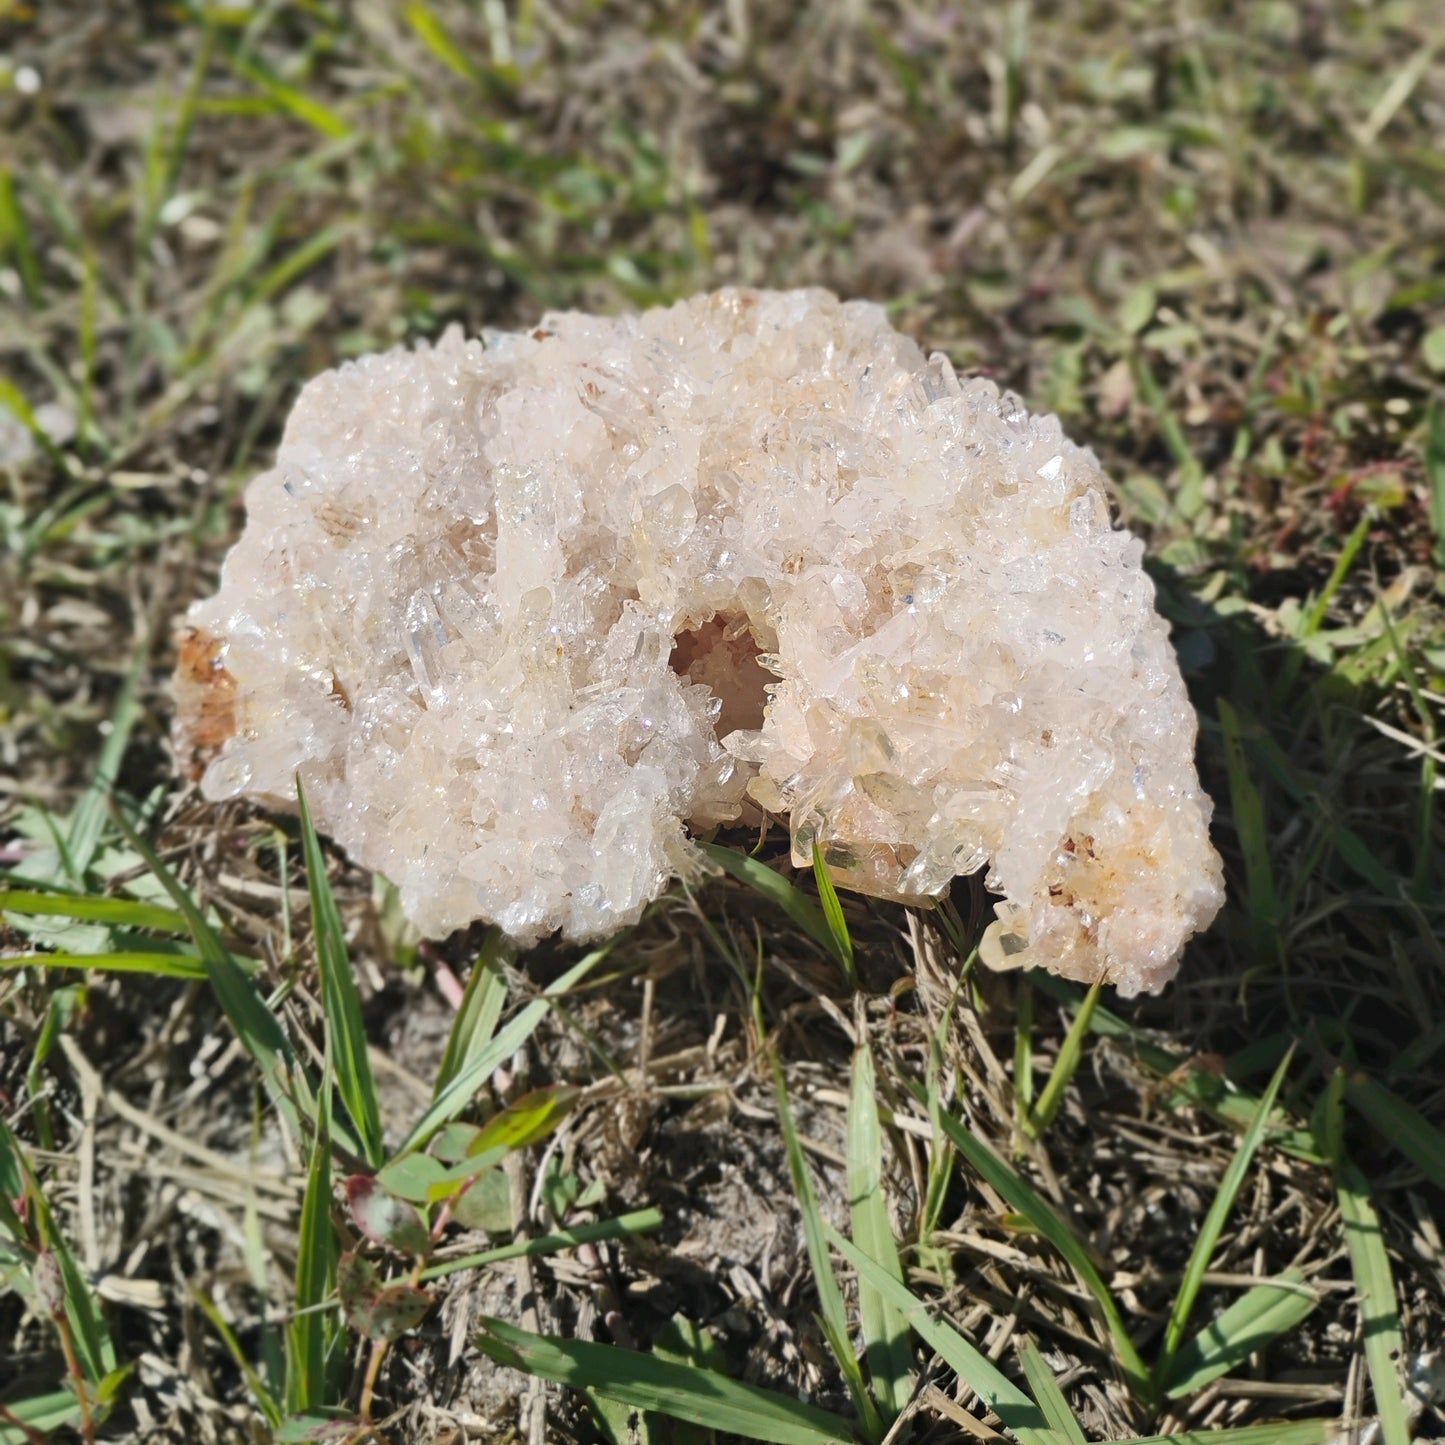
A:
[425,1085,581,1202]
[450,1166,514,1233]
[1119,282,1157,336]
[345,1175,430,1256]
[402,943,612,1153]
[1422,325,1445,373]
[275,1412,364,1443]
[464,1084,580,1159]
[338,1251,431,1342]
[377,1152,449,1202]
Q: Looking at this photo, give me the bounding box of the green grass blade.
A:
[1027,974,1323,1162]
[137,18,212,251]
[827,1227,1058,1445]
[109,803,316,1142]
[1332,1144,1409,1442]
[846,1039,912,1419]
[697,841,836,959]
[66,646,147,882]
[0,378,70,477]
[587,1388,661,1445]
[1323,1071,1409,1445]
[1016,1338,1086,1445]
[920,1018,956,1245]
[401,942,613,1153]
[0,165,42,305]
[1113,1423,1330,1445]
[1158,1047,1294,1374]
[404,0,483,83]
[1345,1073,1445,1188]
[0,888,190,934]
[474,1318,855,1445]
[772,1052,885,1441]
[0,1390,83,1443]
[76,246,98,451]
[1427,399,1445,570]
[24,984,79,1151]
[1216,699,1280,969]
[1301,511,1372,639]
[192,1288,283,1427]
[286,1088,337,1415]
[297,780,384,1168]
[1014,978,1035,1127]
[3,1119,115,1385]
[217,41,352,139]
[43,1223,117,1387]
[1162,1272,1319,1398]
[1374,597,1438,893]
[812,843,857,986]
[246,223,349,309]
[434,929,511,1099]
[1131,351,1205,514]
[0,950,214,979]
[913,1080,1152,1399]
[420,1208,664,1281]
[1023,979,1101,1139]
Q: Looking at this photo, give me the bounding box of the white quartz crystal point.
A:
[172,286,1224,995]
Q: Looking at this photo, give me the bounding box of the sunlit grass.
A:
[3,0,1443,1438]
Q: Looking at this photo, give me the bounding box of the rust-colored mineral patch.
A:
[171,627,237,778]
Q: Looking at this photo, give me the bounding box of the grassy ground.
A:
[2,1,1445,1441]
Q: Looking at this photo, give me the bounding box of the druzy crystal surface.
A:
[174,288,1223,994]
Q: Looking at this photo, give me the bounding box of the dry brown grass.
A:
[2,2,1444,1442]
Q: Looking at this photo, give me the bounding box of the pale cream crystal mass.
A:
[174,288,1224,994]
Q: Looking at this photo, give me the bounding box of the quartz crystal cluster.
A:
[174,288,1223,994]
